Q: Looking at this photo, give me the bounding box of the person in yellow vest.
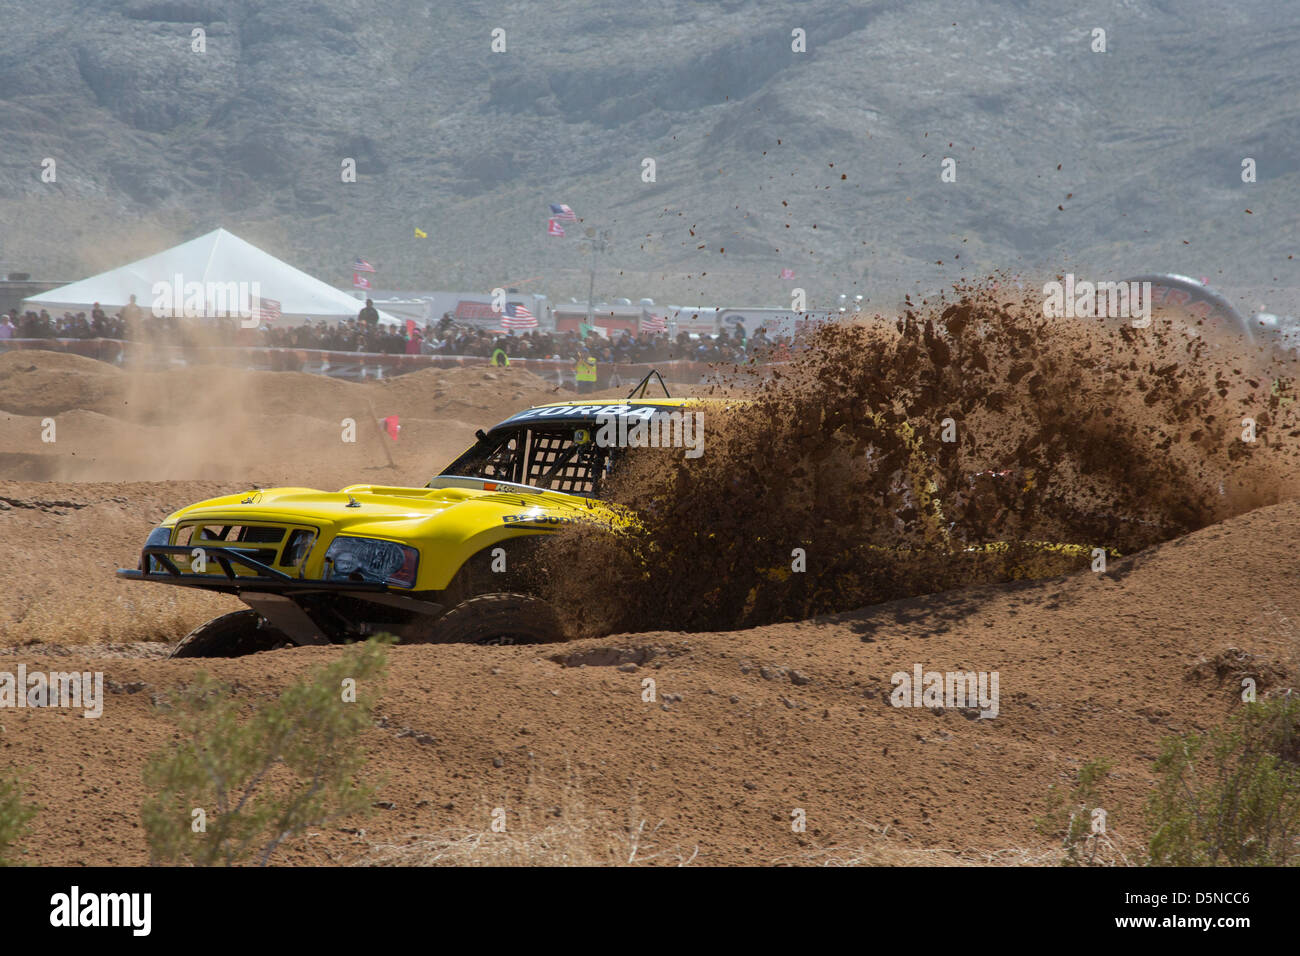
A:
[490,346,510,367]
[574,350,597,394]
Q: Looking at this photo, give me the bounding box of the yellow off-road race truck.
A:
[119,373,1093,657]
[119,375,698,657]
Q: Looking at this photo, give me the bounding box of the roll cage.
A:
[438,421,616,497]
[437,392,687,499]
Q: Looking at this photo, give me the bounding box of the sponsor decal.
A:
[500,403,684,425]
[502,513,579,526]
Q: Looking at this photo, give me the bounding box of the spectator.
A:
[358,299,380,330]
[405,325,422,355]
[121,294,144,336]
[575,349,598,393]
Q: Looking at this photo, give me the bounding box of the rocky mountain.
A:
[1,0,1296,308]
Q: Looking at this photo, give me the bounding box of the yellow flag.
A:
[414,227,427,239]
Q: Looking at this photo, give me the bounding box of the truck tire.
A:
[423,593,564,646]
[170,609,294,658]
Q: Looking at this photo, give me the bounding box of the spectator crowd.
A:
[0,301,797,365]
[2,304,126,340]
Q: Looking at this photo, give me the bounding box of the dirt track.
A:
[1,499,1296,865]
[1,347,1297,865]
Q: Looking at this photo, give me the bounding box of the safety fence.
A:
[0,337,736,388]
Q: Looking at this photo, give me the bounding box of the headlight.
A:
[323,536,419,587]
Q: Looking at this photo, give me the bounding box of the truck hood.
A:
[161,483,606,539]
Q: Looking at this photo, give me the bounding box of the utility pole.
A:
[587,240,596,328]
[579,227,610,330]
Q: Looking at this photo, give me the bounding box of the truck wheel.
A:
[424,593,564,646]
[170,610,293,659]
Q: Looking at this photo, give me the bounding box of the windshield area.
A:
[435,425,616,497]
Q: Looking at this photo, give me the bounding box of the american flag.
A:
[502,302,538,330]
[353,257,376,273]
[549,203,577,222]
[547,218,565,238]
[250,296,281,323]
[640,310,667,333]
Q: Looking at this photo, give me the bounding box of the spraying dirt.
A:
[539,283,1300,636]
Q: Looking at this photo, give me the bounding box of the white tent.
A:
[24,228,398,327]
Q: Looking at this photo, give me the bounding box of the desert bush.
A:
[0,772,37,866]
[1036,758,1122,865]
[1146,695,1300,866]
[142,637,391,866]
[362,767,699,867]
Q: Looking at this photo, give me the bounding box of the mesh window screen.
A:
[526,429,604,494]
[478,435,521,483]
